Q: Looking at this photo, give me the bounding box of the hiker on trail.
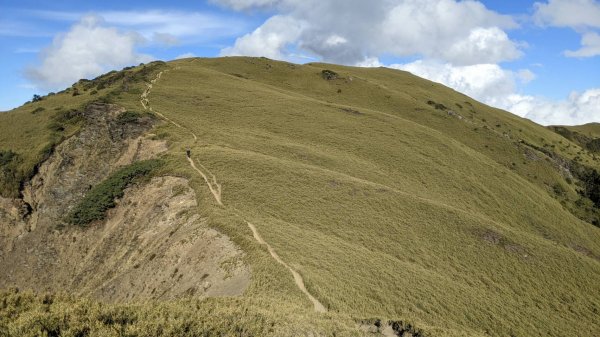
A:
[186,148,191,158]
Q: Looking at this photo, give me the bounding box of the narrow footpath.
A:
[140,70,327,313]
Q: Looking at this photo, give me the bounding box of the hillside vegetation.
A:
[1,57,599,336]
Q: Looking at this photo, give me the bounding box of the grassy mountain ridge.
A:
[1,57,599,336]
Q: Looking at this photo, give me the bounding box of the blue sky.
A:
[1,0,599,125]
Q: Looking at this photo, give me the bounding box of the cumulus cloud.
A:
[26,15,152,90]
[214,0,600,125]
[153,32,180,46]
[221,15,304,59]
[390,61,521,106]
[217,0,520,65]
[441,27,522,65]
[534,0,600,57]
[391,60,600,125]
[534,0,600,28]
[28,9,250,45]
[209,0,282,11]
[504,89,600,125]
[175,52,197,59]
[564,32,600,57]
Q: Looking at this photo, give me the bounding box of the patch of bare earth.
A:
[479,229,530,259]
[0,102,249,301]
[71,176,249,301]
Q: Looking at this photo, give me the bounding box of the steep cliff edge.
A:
[0,102,249,300]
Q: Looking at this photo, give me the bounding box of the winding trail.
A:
[187,156,223,206]
[140,69,326,313]
[247,222,327,312]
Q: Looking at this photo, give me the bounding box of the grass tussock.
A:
[0,290,368,337]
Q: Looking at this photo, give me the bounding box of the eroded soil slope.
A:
[0,102,248,300]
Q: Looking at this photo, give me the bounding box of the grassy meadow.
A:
[1,57,599,336]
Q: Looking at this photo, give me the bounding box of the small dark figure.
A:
[186,148,191,158]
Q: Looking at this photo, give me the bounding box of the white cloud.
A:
[27,9,249,44]
[504,90,600,125]
[534,0,600,28]
[391,60,520,105]
[215,0,521,65]
[100,10,248,40]
[381,1,519,65]
[356,57,384,68]
[175,52,196,59]
[153,32,179,46]
[442,27,522,65]
[221,15,304,59]
[209,0,282,11]
[517,69,536,83]
[213,0,599,126]
[564,32,600,57]
[534,0,600,58]
[26,15,153,90]
[392,60,600,125]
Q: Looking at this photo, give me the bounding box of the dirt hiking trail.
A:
[187,156,223,206]
[247,222,327,312]
[140,69,327,313]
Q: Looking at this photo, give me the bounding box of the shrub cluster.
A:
[116,111,146,125]
[0,150,21,197]
[586,138,600,153]
[321,69,339,80]
[67,160,162,226]
[426,100,448,111]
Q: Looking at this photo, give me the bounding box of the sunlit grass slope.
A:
[0,63,162,197]
[1,57,599,336]
[143,57,600,336]
[567,123,600,138]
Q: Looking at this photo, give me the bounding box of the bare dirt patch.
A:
[73,176,249,301]
[0,101,249,301]
[479,229,530,259]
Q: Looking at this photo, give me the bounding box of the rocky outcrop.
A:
[0,103,249,300]
[21,103,155,232]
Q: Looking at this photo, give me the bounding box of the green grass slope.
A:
[1,57,600,336]
[566,123,600,138]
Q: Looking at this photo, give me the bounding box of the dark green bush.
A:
[321,69,338,80]
[434,103,447,111]
[31,107,45,114]
[586,139,600,153]
[0,150,17,166]
[116,111,146,125]
[0,150,21,197]
[553,183,566,196]
[426,100,447,111]
[582,169,600,207]
[67,160,162,226]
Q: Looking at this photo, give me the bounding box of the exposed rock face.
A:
[0,103,249,300]
[21,103,155,232]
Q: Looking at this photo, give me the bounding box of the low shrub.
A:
[586,138,600,153]
[31,107,45,114]
[426,100,447,111]
[321,70,338,80]
[116,111,146,125]
[0,150,21,197]
[67,160,163,226]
